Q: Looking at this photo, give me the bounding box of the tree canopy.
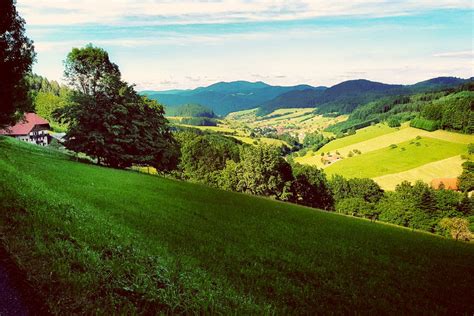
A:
[0,0,36,128]
[56,45,179,171]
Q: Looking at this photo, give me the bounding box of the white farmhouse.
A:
[0,113,51,146]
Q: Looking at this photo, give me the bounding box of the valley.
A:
[167,107,472,191]
[1,2,473,315]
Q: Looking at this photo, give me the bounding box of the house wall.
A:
[13,127,51,146]
[28,129,50,146]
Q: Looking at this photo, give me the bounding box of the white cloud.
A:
[17,0,472,26]
[433,50,474,58]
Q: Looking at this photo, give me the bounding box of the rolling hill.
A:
[142,77,471,117]
[142,81,322,115]
[1,137,473,314]
[295,123,473,189]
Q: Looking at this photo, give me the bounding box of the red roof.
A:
[0,113,50,136]
[431,178,459,190]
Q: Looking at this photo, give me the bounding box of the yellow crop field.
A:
[323,137,466,179]
[299,125,473,161]
[427,130,474,144]
[372,155,464,190]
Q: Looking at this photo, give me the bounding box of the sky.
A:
[17,0,474,91]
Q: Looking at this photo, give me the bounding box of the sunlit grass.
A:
[0,137,473,314]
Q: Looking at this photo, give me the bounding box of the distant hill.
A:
[257,77,471,116]
[410,77,470,92]
[256,88,326,115]
[142,77,471,117]
[141,81,320,115]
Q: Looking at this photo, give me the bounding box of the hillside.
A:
[256,88,326,115]
[295,123,473,189]
[257,77,471,116]
[142,81,320,115]
[0,137,473,314]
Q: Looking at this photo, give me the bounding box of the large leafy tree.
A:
[176,130,240,185]
[0,0,36,128]
[56,44,179,171]
[220,144,294,200]
[290,163,334,210]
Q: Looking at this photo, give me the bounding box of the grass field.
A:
[0,137,473,314]
[320,123,398,152]
[373,155,465,190]
[324,137,467,178]
[296,124,473,180]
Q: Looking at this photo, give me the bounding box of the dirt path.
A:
[0,246,49,315]
[0,260,30,315]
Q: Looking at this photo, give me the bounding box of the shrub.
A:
[387,117,401,128]
[410,118,440,131]
[439,218,472,241]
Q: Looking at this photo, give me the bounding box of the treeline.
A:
[166,103,216,118]
[173,127,473,240]
[179,117,218,126]
[413,91,473,133]
[334,177,472,238]
[26,74,72,131]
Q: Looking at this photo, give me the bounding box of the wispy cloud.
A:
[18,0,472,26]
[433,51,474,58]
[24,1,473,90]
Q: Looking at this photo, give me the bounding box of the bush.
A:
[336,198,376,218]
[410,118,440,131]
[387,117,401,127]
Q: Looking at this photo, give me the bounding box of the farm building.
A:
[321,154,342,166]
[0,113,51,146]
[430,178,459,191]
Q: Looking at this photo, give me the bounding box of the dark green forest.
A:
[326,83,473,134]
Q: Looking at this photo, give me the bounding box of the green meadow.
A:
[324,137,466,178]
[0,137,473,314]
[318,123,398,153]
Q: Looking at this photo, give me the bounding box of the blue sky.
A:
[17,0,473,90]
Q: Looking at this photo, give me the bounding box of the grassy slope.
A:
[296,124,473,177]
[0,137,473,314]
[373,155,464,190]
[324,137,466,178]
[320,123,397,152]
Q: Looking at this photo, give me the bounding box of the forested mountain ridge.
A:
[141,81,325,115]
[142,77,471,117]
[258,77,472,115]
[326,81,474,134]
